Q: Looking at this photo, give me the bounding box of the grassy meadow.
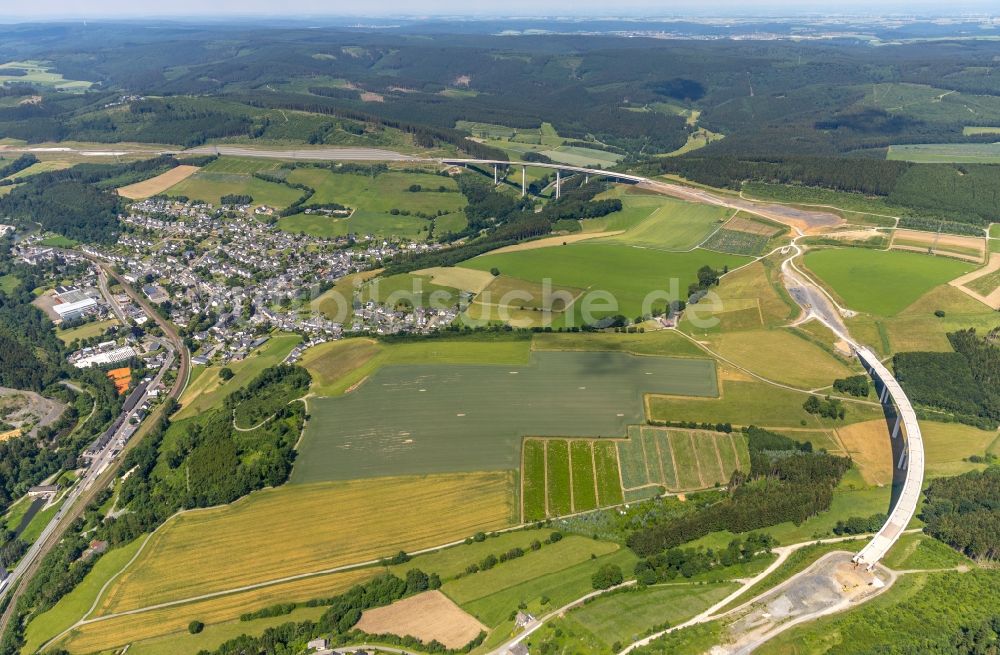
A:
[803,248,974,316]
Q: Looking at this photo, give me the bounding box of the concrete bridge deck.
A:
[851,345,925,570]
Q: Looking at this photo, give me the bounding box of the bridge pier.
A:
[494,164,498,185]
[556,169,561,199]
[521,165,526,197]
[892,415,901,439]
[898,449,908,470]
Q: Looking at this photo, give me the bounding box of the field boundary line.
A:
[690,432,706,488]
[711,434,726,482]
[543,440,550,518]
[567,440,576,514]
[666,431,681,491]
[590,441,601,506]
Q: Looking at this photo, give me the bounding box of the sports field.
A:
[461,243,750,321]
[294,350,718,484]
[92,472,514,615]
[803,248,974,316]
[616,426,749,493]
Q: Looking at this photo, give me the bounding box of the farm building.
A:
[306,638,328,652]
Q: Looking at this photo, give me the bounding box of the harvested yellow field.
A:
[95,473,514,615]
[0,428,21,442]
[890,228,985,263]
[356,590,487,648]
[488,231,624,253]
[706,329,855,388]
[725,215,783,236]
[835,419,893,486]
[59,569,371,653]
[117,165,200,199]
[414,266,496,294]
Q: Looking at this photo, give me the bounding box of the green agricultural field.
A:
[668,431,702,489]
[451,547,638,628]
[803,248,974,316]
[593,441,624,506]
[294,351,718,484]
[702,228,772,256]
[277,211,429,240]
[966,267,1000,297]
[0,60,91,90]
[595,196,730,251]
[288,168,465,214]
[359,273,462,308]
[462,244,750,322]
[546,440,572,516]
[887,142,1000,163]
[570,440,598,513]
[648,377,884,429]
[300,335,532,397]
[164,171,304,209]
[522,438,621,519]
[522,440,547,521]
[201,157,288,175]
[531,329,706,359]
[549,582,738,653]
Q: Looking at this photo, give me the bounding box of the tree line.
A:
[627,427,849,555]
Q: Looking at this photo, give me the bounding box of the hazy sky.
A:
[7,0,999,18]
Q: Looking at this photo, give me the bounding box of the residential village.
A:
[12,196,458,372]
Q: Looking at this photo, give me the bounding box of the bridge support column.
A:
[556,169,561,199]
[585,174,589,184]
[522,166,526,197]
[880,385,888,403]
[494,164,498,185]
[898,449,908,470]
[892,415,901,439]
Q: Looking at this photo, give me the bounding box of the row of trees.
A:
[634,533,775,583]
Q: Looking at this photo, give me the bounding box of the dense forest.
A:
[98,365,309,546]
[627,427,850,555]
[921,468,1000,561]
[0,156,183,244]
[894,329,1000,429]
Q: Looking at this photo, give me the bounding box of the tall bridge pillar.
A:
[494,164,498,185]
[521,166,526,197]
[556,169,561,199]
